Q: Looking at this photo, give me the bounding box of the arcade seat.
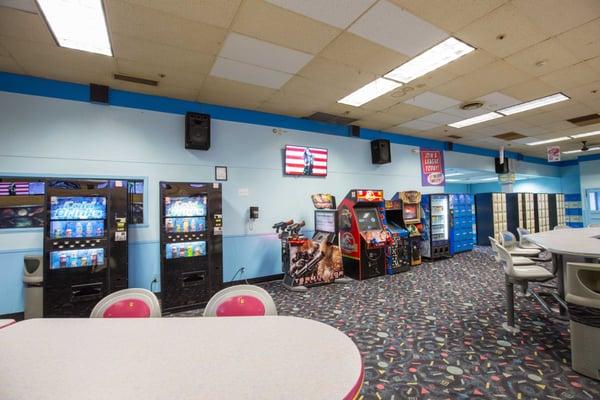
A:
[90,288,161,318]
[203,285,277,317]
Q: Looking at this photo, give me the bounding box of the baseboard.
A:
[0,312,24,321]
[224,273,283,287]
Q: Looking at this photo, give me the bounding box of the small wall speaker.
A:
[495,157,510,174]
[185,112,211,150]
[90,84,109,104]
[349,125,360,137]
[371,139,391,164]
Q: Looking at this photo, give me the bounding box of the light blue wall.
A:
[579,159,600,226]
[445,183,470,193]
[560,164,581,194]
[0,91,443,314]
[469,182,501,194]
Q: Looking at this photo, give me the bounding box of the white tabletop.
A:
[525,227,600,258]
[0,317,363,400]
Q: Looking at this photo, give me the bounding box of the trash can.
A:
[566,262,600,380]
[23,255,43,319]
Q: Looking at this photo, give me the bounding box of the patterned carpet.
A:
[174,247,600,399]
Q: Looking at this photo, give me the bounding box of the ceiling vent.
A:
[113,74,158,86]
[447,134,462,139]
[494,132,527,141]
[567,113,600,127]
[304,112,358,125]
[460,101,484,110]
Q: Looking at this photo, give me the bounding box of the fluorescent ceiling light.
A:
[571,130,600,139]
[525,137,570,146]
[445,179,462,182]
[37,0,113,56]
[448,112,503,128]
[479,177,498,181]
[497,93,569,116]
[563,147,600,154]
[445,172,464,177]
[337,77,402,107]
[385,37,475,83]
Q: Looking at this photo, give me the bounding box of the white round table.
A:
[0,317,363,400]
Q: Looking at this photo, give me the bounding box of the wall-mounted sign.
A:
[547,146,561,162]
[420,149,445,186]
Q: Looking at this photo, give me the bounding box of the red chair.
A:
[90,288,161,318]
[203,285,277,317]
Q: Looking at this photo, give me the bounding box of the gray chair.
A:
[500,231,541,258]
[565,262,600,380]
[490,237,554,331]
[516,227,543,250]
[490,236,536,266]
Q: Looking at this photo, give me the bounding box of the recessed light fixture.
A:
[337,77,402,107]
[36,0,113,56]
[448,112,503,128]
[571,130,600,139]
[525,137,571,146]
[445,179,462,182]
[497,93,569,116]
[385,37,475,83]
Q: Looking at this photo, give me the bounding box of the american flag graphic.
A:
[0,182,30,196]
[285,145,328,176]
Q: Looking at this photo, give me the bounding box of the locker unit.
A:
[534,193,550,232]
[475,192,507,245]
[506,193,536,235]
[449,193,475,254]
[548,193,566,229]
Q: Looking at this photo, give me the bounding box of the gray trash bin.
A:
[566,262,600,380]
[23,255,43,319]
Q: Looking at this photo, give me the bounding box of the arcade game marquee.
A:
[43,179,128,317]
[390,191,423,266]
[338,189,390,280]
[159,182,222,312]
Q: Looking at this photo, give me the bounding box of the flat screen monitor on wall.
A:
[284,145,328,176]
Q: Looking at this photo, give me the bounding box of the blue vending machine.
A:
[449,193,476,254]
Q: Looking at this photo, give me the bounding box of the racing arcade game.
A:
[43,179,128,317]
[160,182,222,313]
[338,189,389,280]
[391,191,422,266]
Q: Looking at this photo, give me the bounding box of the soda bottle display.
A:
[194,246,201,256]
[190,218,196,232]
[91,251,97,266]
[71,256,78,268]
[96,226,103,237]
[179,246,185,257]
[81,256,88,267]
[59,252,67,268]
[85,222,93,237]
[183,219,189,233]
[166,219,174,232]
[186,244,193,257]
[171,245,177,259]
[75,222,83,237]
[65,227,72,238]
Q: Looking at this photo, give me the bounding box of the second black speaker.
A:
[185,112,211,150]
[371,139,391,164]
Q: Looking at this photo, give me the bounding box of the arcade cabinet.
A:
[384,199,410,274]
[448,194,475,254]
[391,191,423,266]
[338,189,389,280]
[43,179,128,317]
[421,194,451,259]
[159,182,222,313]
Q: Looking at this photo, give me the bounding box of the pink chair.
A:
[0,319,16,329]
[203,285,277,317]
[90,288,161,318]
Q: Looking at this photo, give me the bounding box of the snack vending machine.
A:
[534,193,550,232]
[160,182,222,312]
[43,179,128,317]
[338,189,389,280]
[449,193,475,254]
[475,192,507,245]
[421,194,451,259]
[548,193,566,229]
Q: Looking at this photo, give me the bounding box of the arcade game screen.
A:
[357,208,383,231]
[49,197,107,239]
[49,248,105,269]
[164,196,207,217]
[403,204,418,220]
[165,241,206,259]
[315,211,336,233]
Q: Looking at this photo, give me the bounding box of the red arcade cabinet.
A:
[338,189,389,280]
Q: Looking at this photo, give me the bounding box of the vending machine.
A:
[448,193,475,254]
[475,192,507,245]
[548,193,566,229]
[421,194,451,259]
[534,193,550,232]
[43,179,128,317]
[159,182,222,312]
[338,189,389,280]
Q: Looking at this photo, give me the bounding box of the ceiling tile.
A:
[489,119,535,132]
[586,56,600,73]
[563,80,600,104]
[348,0,447,57]
[505,38,577,77]
[278,75,347,102]
[259,90,331,117]
[265,0,376,29]
[297,56,376,91]
[555,18,600,60]
[388,0,507,32]
[354,112,407,131]
[404,91,461,111]
[107,1,227,55]
[318,32,409,75]
[501,78,557,101]
[455,3,549,58]
[120,0,242,28]
[115,58,207,89]
[443,105,490,118]
[231,0,341,54]
[386,102,431,120]
[210,57,292,89]
[398,119,440,131]
[539,62,600,90]
[419,112,463,125]
[386,125,423,136]
[112,34,215,73]
[538,120,580,132]
[319,102,374,120]
[511,0,600,36]
[517,111,565,126]
[219,32,313,74]
[476,91,521,111]
[0,54,23,74]
[199,76,275,109]
[0,6,54,44]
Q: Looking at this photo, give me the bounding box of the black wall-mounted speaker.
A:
[371,139,391,164]
[89,84,109,104]
[349,125,360,137]
[495,157,510,174]
[185,112,211,150]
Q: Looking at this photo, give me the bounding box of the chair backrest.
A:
[490,237,514,276]
[553,224,571,230]
[500,231,517,249]
[90,288,161,318]
[565,262,600,308]
[517,227,529,246]
[489,236,500,262]
[203,284,277,317]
